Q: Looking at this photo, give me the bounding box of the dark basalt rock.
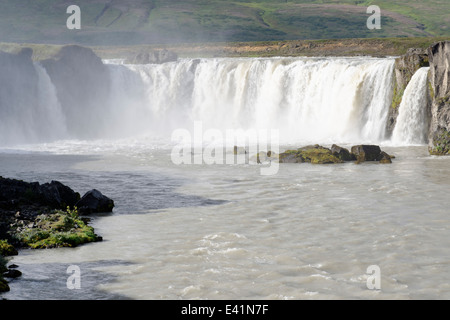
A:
[3,269,22,279]
[379,151,393,164]
[0,176,80,210]
[331,144,356,161]
[351,145,382,163]
[39,180,81,209]
[76,189,114,214]
[41,45,111,139]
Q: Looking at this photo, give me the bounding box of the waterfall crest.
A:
[107,57,396,145]
[2,55,435,148]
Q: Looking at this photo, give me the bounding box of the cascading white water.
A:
[106,57,396,145]
[391,67,430,145]
[5,55,437,148]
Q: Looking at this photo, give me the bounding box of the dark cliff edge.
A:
[40,45,111,139]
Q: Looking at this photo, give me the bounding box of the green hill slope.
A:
[0,0,448,45]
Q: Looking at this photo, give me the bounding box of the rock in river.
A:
[76,189,115,214]
[331,144,356,161]
[279,145,343,164]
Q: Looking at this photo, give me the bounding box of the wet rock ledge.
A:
[0,176,114,292]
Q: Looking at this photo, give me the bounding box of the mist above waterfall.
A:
[0,49,432,148]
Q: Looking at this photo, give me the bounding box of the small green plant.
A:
[66,206,79,219]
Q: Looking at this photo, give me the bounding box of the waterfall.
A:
[5,54,432,148]
[105,57,395,145]
[391,67,430,145]
[0,59,67,146]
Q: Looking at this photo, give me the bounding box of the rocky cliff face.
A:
[386,48,430,138]
[428,41,450,155]
[41,45,111,139]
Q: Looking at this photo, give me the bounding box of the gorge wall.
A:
[427,41,450,155]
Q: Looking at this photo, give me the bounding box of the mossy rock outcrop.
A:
[1,177,111,252]
[279,145,343,164]
[12,207,102,249]
[279,144,393,164]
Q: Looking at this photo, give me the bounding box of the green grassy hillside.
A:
[0,0,448,45]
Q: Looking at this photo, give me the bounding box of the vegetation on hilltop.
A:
[0,0,448,45]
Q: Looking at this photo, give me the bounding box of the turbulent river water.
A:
[1,56,449,300]
[1,143,450,300]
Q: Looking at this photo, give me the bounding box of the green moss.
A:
[0,240,17,256]
[299,147,343,164]
[391,85,404,109]
[279,145,343,164]
[428,80,435,100]
[14,207,101,249]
